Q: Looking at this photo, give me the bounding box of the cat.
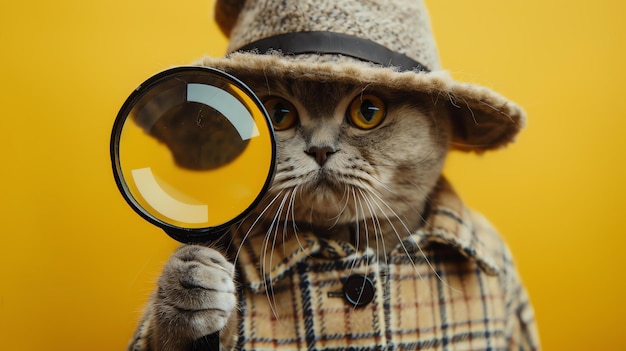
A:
[128,75,453,350]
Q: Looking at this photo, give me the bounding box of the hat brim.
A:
[195,52,525,152]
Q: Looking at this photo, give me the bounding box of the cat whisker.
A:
[349,187,376,314]
[365,174,430,225]
[288,185,313,257]
[360,186,409,245]
[346,186,361,276]
[282,185,312,256]
[350,186,368,275]
[261,189,293,321]
[327,185,351,230]
[356,188,376,282]
[233,191,285,265]
[360,186,425,281]
[357,188,388,266]
[284,187,297,244]
[362,185,459,293]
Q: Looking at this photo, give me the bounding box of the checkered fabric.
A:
[229,178,540,350]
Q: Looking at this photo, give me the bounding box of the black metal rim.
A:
[110,66,276,244]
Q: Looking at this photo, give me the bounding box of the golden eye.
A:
[263,97,298,131]
[347,94,386,130]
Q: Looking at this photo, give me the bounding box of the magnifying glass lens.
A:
[111,67,274,242]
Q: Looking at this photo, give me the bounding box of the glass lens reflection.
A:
[115,69,273,230]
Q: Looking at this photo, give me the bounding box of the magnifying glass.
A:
[110,66,275,244]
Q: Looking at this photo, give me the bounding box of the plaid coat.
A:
[229,178,540,350]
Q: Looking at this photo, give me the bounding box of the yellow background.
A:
[1,0,624,349]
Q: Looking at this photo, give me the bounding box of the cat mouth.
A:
[309,168,345,190]
[255,169,361,231]
[311,177,342,192]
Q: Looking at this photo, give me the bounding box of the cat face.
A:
[240,76,452,246]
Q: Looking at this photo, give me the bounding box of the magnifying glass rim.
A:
[110,66,276,244]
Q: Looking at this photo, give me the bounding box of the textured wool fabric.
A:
[225,0,439,72]
[205,0,527,152]
[227,178,540,350]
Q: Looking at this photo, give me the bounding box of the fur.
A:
[128,77,453,350]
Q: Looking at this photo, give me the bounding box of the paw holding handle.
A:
[157,245,236,350]
[111,67,275,350]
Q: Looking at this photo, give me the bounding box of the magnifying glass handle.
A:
[191,332,220,351]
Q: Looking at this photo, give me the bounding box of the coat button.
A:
[342,274,375,307]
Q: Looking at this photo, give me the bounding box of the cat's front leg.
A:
[129,245,237,351]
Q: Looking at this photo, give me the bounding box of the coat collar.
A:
[230,177,505,293]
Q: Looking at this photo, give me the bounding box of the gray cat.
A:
[128,0,540,350]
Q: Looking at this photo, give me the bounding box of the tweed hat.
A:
[198,0,525,152]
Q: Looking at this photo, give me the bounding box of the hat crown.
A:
[217,0,441,71]
[209,0,526,152]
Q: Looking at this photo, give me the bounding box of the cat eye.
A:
[347,94,387,130]
[263,97,298,131]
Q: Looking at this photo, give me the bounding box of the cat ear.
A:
[214,0,246,37]
[446,98,525,153]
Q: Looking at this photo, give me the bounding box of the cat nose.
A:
[306,146,336,166]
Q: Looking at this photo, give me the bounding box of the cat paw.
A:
[155,245,236,338]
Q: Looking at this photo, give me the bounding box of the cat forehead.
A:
[284,81,358,117]
[241,77,361,118]
[239,75,434,122]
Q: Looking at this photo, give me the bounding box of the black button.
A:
[342,274,375,307]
